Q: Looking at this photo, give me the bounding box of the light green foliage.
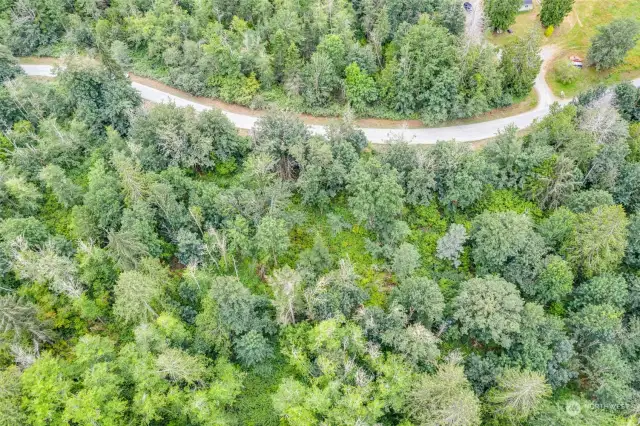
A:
[113,258,169,324]
[10,238,84,298]
[347,156,404,240]
[255,215,290,265]
[391,242,420,280]
[38,165,83,208]
[156,348,208,385]
[528,255,574,305]
[436,223,467,268]
[344,62,378,112]
[486,368,551,420]
[0,366,26,425]
[274,318,414,424]
[536,207,577,251]
[0,294,52,344]
[531,184,576,240]
[0,217,49,246]
[62,362,127,426]
[568,303,623,348]
[3,36,640,421]
[267,265,303,325]
[453,276,524,348]
[407,361,481,426]
[540,0,575,27]
[130,103,245,171]
[553,59,580,85]
[20,354,71,426]
[563,205,629,278]
[588,19,640,70]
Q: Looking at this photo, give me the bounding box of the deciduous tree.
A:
[540,0,574,27]
[453,276,524,348]
[588,19,640,70]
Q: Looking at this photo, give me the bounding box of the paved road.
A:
[19,51,640,144]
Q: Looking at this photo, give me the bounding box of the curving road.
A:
[19,49,640,144]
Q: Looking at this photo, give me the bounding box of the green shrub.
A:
[544,25,555,37]
[553,60,580,85]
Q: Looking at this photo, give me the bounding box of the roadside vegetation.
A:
[0,0,545,126]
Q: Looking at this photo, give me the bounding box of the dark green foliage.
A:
[0,44,22,82]
[625,214,640,269]
[570,273,628,310]
[2,57,640,423]
[614,82,640,122]
[7,0,67,55]
[58,58,141,135]
[471,211,547,288]
[540,0,574,27]
[130,103,247,171]
[347,156,405,241]
[500,31,543,98]
[588,19,640,70]
[453,276,525,348]
[486,0,522,31]
[390,276,444,328]
[565,189,614,213]
[383,17,460,123]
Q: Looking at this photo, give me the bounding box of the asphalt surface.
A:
[20,50,640,144]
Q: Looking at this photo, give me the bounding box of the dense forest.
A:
[0,0,544,123]
[3,26,640,423]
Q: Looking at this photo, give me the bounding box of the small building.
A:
[519,0,533,11]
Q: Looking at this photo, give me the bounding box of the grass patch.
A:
[488,0,640,97]
[546,0,640,95]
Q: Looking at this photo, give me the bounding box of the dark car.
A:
[463,2,473,12]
